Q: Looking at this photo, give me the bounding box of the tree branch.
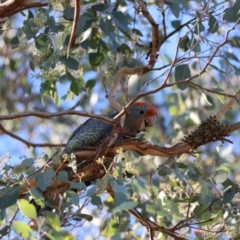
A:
[67,0,80,58]
[0,122,65,148]
[0,110,114,124]
[0,1,48,18]
[108,0,159,112]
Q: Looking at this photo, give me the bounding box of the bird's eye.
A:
[140,110,144,114]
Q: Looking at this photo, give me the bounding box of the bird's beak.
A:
[139,115,157,131]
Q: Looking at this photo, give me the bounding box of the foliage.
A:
[0,0,240,239]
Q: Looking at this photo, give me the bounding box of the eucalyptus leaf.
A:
[111,12,129,32]
[17,199,37,219]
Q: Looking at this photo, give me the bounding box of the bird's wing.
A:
[63,117,113,154]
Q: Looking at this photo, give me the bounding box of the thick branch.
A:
[0,1,48,18]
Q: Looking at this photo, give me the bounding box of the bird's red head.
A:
[127,102,157,132]
[133,102,158,117]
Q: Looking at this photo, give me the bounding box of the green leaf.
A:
[35,168,54,191]
[179,36,189,51]
[63,7,74,21]
[116,201,138,211]
[66,70,76,82]
[91,196,102,207]
[23,19,38,39]
[0,225,10,237]
[194,21,205,35]
[222,186,238,203]
[30,187,43,199]
[12,221,32,238]
[35,34,49,51]
[85,79,96,90]
[176,162,188,169]
[175,64,191,90]
[169,105,179,116]
[113,184,128,193]
[222,178,234,188]
[200,185,215,204]
[212,86,225,104]
[45,211,61,231]
[169,3,180,18]
[194,205,211,221]
[70,182,86,189]
[158,166,172,176]
[47,16,58,33]
[86,186,97,197]
[70,80,80,95]
[200,210,222,226]
[223,1,240,23]
[29,61,35,71]
[10,35,20,49]
[229,36,240,48]
[28,10,34,19]
[168,0,188,4]
[89,52,104,67]
[225,52,239,61]
[90,28,101,49]
[171,20,181,28]
[111,11,129,32]
[211,170,228,184]
[70,192,79,206]
[114,192,128,207]
[175,64,191,81]
[209,64,225,74]
[0,185,19,209]
[76,15,88,36]
[57,171,68,182]
[77,213,93,221]
[17,199,37,219]
[59,56,79,70]
[21,158,34,168]
[80,39,89,49]
[102,216,118,237]
[100,19,114,33]
[92,3,110,12]
[69,76,84,95]
[83,19,95,32]
[132,28,143,36]
[208,15,218,33]
[171,201,180,217]
[117,43,132,54]
[98,39,108,53]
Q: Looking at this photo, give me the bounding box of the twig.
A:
[67,93,87,110]
[67,0,80,58]
[106,187,187,240]
[160,3,166,37]
[0,122,65,148]
[108,0,159,112]
[116,21,238,108]
[171,187,233,231]
[0,109,113,124]
[188,82,236,98]
[215,89,240,120]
